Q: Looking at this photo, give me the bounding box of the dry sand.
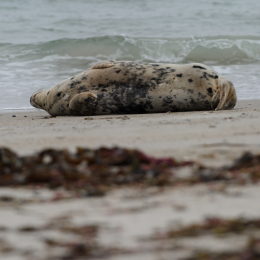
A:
[1,100,260,166]
[1,99,260,260]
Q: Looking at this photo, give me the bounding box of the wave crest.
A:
[1,35,260,64]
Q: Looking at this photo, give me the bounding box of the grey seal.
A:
[30,60,237,116]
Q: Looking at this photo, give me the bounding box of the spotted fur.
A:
[30,60,237,116]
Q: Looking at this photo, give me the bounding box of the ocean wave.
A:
[1,35,260,64]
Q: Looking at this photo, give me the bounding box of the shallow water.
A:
[1,0,260,111]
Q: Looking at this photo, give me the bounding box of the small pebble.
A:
[12,115,16,117]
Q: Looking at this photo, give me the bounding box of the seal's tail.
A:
[30,91,45,109]
[212,78,237,110]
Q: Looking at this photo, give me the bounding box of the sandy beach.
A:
[1,100,260,166]
[1,0,260,258]
[1,99,260,260]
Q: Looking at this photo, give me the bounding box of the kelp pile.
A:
[151,217,260,260]
[1,147,260,196]
[153,217,260,239]
[18,216,260,260]
[183,237,260,260]
[3,217,126,259]
[0,147,193,196]
[196,152,260,184]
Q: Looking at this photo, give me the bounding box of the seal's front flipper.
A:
[91,60,116,69]
[69,92,97,116]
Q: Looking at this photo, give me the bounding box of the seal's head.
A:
[30,91,46,109]
[211,78,237,110]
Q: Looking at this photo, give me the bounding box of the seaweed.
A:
[1,147,260,197]
[0,147,192,196]
[151,217,260,239]
[183,237,260,260]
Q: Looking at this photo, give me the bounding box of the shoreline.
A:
[1,99,260,166]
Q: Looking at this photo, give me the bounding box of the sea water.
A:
[1,0,260,111]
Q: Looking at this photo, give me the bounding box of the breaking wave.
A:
[1,35,260,65]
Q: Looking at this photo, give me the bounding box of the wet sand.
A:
[1,99,260,260]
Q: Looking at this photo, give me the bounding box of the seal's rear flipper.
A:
[69,93,97,116]
[212,79,237,111]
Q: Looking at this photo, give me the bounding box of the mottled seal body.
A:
[30,60,237,116]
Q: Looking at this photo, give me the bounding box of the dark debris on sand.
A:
[183,237,260,260]
[1,147,260,196]
[149,217,260,260]
[152,217,260,239]
[0,147,193,196]
[18,216,127,260]
[1,147,260,259]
